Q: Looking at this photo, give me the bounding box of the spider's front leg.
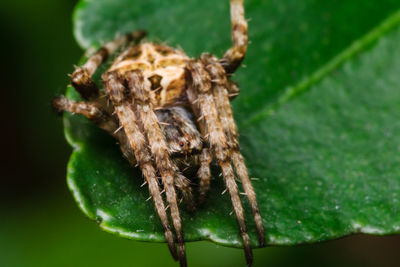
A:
[221,0,248,74]
[202,54,265,247]
[71,30,146,100]
[54,30,147,138]
[51,96,138,165]
[126,70,188,267]
[102,71,179,262]
[187,60,253,266]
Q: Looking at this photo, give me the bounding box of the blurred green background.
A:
[1,0,400,266]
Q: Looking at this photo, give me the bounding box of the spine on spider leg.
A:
[227,80,240,100]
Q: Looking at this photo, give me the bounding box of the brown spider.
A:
[53,0,265,266]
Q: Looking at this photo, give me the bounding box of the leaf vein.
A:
[243,8,400,128]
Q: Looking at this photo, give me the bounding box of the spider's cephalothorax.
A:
[53,1,265,266]
[110,43,190,107]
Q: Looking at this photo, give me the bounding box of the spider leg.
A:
[187,60,253,266]
[52,96,140,167]
[126,70,187,267]
[54,96,195,212]
[103,71,179,261]
[72,30,146,100]
[202,54,266,247]
[227,80,240,100]
[175,173,195,212]
[155,108,197,211]
[52,96,104,120]
[197,148,212,205]
[221,0,248,74]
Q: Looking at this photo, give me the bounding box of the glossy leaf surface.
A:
[64,0,400,247]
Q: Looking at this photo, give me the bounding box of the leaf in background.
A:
[64,0,400,247]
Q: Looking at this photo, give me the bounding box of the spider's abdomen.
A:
[108,43,189,107]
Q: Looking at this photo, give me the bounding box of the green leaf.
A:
[64,0,400,247]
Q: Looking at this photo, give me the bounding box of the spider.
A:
[53,0,265,266]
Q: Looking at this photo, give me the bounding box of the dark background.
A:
[1,0,399,266]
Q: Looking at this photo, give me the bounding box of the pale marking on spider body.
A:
[109,43,189,108]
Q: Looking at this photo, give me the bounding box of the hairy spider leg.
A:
[174,173,195,212]
[187,60,253,266]
[54,95,197,211]
[197,148,212,205]
[103,71,179,261]
[154,108,197,211]
[52,96,144,168]
[52,96,103,119]
[202,54,266,247]
[126,70,187,267]
[227,80,240,99]
[222,0,248,74]
[71,30,146,100]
